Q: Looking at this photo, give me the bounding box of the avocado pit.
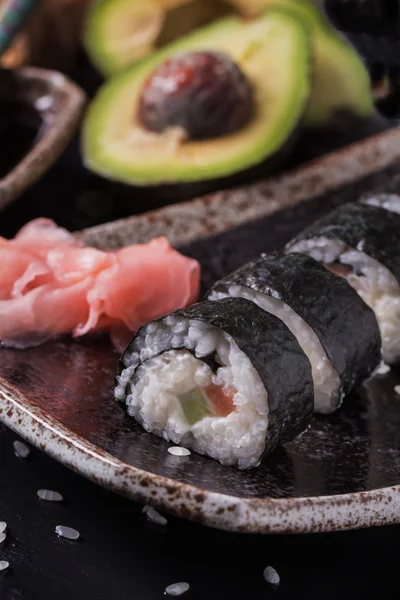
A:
[138,51,254,140]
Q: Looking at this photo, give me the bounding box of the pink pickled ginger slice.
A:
[75,237,200,336]
[0,279,92,349]
[0,220,201,350]
[12,218,81,259]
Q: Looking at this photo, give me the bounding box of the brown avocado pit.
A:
[138,50,254,140]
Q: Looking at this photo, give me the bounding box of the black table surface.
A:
[1,424,400,600]
[1,55,400,600]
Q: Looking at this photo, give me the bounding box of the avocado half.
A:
[263,0,373,125]
[85,0,374,128]
[82,9,310,187]
[84,0,262,78]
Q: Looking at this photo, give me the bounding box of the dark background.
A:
[1,19,400,598]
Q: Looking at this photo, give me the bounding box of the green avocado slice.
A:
[263,0,373,125]
[82,9,310,186]
[84,0,165,78]
[179,388,213,425]
[84,0,238,78]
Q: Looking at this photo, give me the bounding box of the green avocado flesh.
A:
[264,0,373,125]
[179,389,213,425]
[82,10,310,186]
[84,0,236,78]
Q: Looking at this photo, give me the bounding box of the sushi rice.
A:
[362,193,400,215]
[115,316,269,469]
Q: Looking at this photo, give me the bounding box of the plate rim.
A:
[78,125,400,250]
[2,378,400,535]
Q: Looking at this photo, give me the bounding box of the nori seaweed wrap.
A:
[208,252,381,413]
[286,202,399,364]
[287,203,400,282]
[115,298,314,469]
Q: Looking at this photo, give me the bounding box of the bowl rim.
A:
[0,65,86,211]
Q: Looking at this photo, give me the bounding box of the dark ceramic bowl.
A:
[0,66,86,211]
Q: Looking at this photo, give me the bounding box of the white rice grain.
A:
[394,386,400,395]
[55,525,80,540]
[164,582,190,596]
[0,532,6,544]
[373,362,391,376]
[263,566,280,586]
[168,446,191,457]
[0,561,9,571]
[145,508,168,526]
[0,522,6,533]
[37,490,63,502]
[13,441,30,459]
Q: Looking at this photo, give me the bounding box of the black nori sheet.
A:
[207,253,381,405]
[118,298,314,461]
[286,203,400,283]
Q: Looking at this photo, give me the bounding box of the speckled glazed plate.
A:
[2,128,400,534]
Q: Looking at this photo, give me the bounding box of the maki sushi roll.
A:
[208,253,381,414]
[115,298,314,469]
[286,202,400,365]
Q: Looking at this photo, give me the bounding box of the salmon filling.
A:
[325,262,353,279]
[179,383,236,424]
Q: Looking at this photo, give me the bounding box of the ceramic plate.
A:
[0,66,85,211]
[1,128,400,534]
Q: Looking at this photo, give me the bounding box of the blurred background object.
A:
[324,0,400,117]
[0,0,92,71]
[2,0,400,118]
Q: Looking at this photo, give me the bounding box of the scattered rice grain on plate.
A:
[168,447,191,457]
[0,532,6,544]
[13,441,30,459]
[37,490,63,502]
[374,363,391,376]
[0,561,9,571]
[395,386,400,396]
[164,582,190,596]
[55,526,80,540]
[145,507,168,526]
[0,522,6,533]
[263,566,280,586]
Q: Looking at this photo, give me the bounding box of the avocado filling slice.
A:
[179,384,236,425]
[83,9,310,185]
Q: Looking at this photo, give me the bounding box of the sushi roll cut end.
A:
[115,299,314,469]
[286,204,396,366]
